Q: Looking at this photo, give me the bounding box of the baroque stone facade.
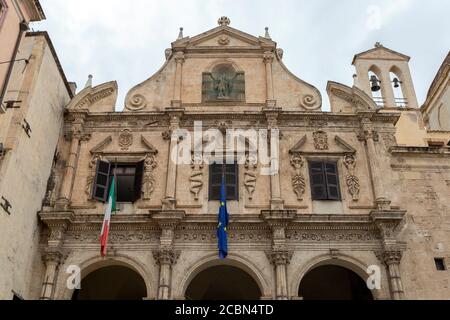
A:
[2,17,450,300]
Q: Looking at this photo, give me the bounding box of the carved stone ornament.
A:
[126,94,147,111]
[153,248,180,266]
[343,154,360,201]
[142,154,157,201]
[300,94,321,111]
[290,154,305,201]
[376,249,403,266]
[267,250,293,265]
[218,16,231,26]
[218,35,230,46]
[118,129,134,150]
[244,153,258,200]
[190,153,204,201]
[313,130,329,150]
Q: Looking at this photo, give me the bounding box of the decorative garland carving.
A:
[343,154,360,201]
[190,153,204,201]
[290,154,305,201]
[244,153,258,200]
[142,154,157,201]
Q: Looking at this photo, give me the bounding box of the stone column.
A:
[153,248,180,300]
[172,52,185,108]
[151,211,185,300]
[371,211,406,300]
[162,112,183,210]
[379,70,396,108]
[358,116,389,209]
[264,111,283,210]
[377,249,404,300]
[38,212,72,300]
[267,249,293,300]
[263,51,276,107]
[58,115,90,206]
[40,250,65,300]
[261,210,296,300]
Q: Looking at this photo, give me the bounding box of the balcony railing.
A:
[371,97,408,108]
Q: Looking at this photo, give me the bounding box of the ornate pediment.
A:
[327,81,378,112]
[89,136,112,154]
[172,17,275,51]
[352,44,410,64]
[289,133,356,155]
[66,81,117,112]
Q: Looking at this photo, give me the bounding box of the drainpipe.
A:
[0,20,29,107]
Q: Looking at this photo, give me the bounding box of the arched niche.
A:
[202,60,245,102]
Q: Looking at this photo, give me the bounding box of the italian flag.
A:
[100,177,116,257]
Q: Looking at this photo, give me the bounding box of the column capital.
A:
[174,52,185,64]
[153,248,180,266]
[42,248,67,266]
[371,210,406,241]
[267,250,293,265]
[376,249,403,266]
[263,51,275,64]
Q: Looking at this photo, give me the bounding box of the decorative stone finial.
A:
[218,16,230,26]
[374,42,383,48]
[177,27,184,40]
[265,27,271,39]
[84,74,93,88]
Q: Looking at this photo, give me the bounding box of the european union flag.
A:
[217,173,229,259]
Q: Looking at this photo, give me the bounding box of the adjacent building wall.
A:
[0,32,71,300]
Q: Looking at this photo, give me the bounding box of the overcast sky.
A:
[33,0,449,111]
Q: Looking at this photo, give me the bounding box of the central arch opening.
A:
[299,265,373,300]
[185,265,262,300]
[72,265,147,300]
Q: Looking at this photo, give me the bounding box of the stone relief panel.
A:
[313,130,329,150]
[290,153,306,201]
[118,129,134,151]
[202,63,245,102]
[244,153,258,200]
[190,153,204,201]
[142,154,158,201]
[343,154,361,201]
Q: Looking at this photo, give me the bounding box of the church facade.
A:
[5,17,450,300]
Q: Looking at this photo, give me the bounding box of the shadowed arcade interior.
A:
[298,265,374,300]
[72,265,147,300]
[185,265,262,300]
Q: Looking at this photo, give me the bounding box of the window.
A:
[92,160,144,203]
[209,162,239,201]
[435,258,446,271]
[309,161,341,201]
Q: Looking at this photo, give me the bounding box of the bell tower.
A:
[352,42,419,109]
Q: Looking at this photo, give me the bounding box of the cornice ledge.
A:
[39,211,75,227]
[292,214,373,224]
[389,146,450,155]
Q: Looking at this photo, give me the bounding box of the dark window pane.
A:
[209,162,238,201]
[435,258,446,271]
[98,161,110,174]
[96,174,108,186]
[327,175,337,185]
[116,175,135,202]
[95,186,105,199]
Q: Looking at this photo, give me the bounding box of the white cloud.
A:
[34,0,449,111]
